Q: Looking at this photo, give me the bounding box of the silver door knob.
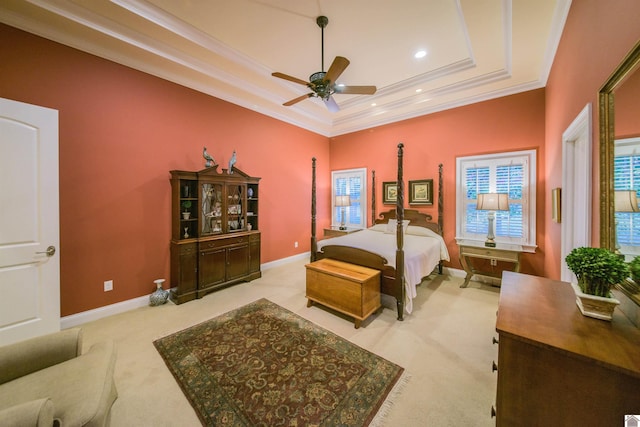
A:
[35,246,56,257]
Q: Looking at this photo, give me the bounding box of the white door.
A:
[561,104,592,282]
[0,97,60,345]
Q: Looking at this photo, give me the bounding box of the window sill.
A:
[455,237,537,253]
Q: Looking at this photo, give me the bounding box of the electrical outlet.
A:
[104,280,113,292]
[294,241,299,248]
[490,259,497,266]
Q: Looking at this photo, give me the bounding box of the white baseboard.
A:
[61,252,313,329]
[61,257,494,329]
[261,252,310,270]
[61,295,150,329]
[443,266,502,286]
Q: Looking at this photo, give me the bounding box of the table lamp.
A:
[335,195,351,230]
[476,193,509,247]
[614,190,639,254]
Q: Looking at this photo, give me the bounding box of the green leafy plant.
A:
[628,256,640,284]
[181,200,192,212]
[565,247,629,297]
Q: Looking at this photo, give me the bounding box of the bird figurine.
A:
[203,146,216,167]
[228,150,237,174]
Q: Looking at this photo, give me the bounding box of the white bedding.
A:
[316,225,450,314]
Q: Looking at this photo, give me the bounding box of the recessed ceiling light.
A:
[371,103,377,107]
[416,89,423,93]
[414,50,427,59]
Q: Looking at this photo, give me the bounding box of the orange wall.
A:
[330,90,546,275]
[0,24,329,316]
[544,0,640,278]
[3,1,640,315]
[616,65,640,138]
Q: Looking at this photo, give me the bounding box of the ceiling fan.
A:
[272,16,377,112]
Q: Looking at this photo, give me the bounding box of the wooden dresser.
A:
[494,272,640,426]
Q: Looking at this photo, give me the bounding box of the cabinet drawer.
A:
[178,243,197,255]
[200,236,248,249]
[461,246,519,262]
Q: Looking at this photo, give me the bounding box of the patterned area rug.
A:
[154,298,405,426]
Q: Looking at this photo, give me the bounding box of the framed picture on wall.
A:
[409,179,433,205]
[552,187,561,223]
[382,182,398,204]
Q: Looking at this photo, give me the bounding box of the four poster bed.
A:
[310,143,449,320]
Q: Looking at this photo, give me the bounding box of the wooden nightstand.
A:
[458,241,523,288]
[323,227,361,238]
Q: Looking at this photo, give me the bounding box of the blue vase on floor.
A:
[150,279,169,306]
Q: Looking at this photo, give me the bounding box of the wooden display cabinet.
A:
[169,165,261,304]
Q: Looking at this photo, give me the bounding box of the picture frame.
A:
[409,179,433,205]
[552,188,561,223]
[382,182,398,204]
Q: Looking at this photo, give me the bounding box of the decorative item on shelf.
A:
[181,200,192,219]
[182,185,190,198]
[203,146,216,168]
[247,223,252,231]
[149,279,169,306]
[614,190,639,255]
[184,227,189,239]
[335,195,351,230]
[248,187,254,198]
[228,150,237,174]
[476,193,509,247]
[565,246,629,320]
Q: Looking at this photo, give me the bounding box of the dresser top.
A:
[497,272,640,378]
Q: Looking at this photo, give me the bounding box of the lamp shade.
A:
[615,190,639,212]
[476,193,509,211]
[335,195,351,207]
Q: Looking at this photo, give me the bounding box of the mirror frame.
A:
[600,40,640,304]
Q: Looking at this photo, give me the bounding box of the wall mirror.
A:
[600,40,640,306]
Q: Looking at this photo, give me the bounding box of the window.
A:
[614,137,640,256]
[456,150,536,251]
[331,168,367,229]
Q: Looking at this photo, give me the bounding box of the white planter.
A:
[182,212,191,220]
[570,283,620,321]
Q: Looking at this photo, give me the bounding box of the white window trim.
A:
[455,150,537,253]
[331,168,367,229]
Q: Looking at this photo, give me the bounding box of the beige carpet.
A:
[79,259,500,426]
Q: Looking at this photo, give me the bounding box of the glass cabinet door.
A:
[201,182,223,235]
[226,184,246,232]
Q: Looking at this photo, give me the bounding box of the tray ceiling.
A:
[1,0,570,136]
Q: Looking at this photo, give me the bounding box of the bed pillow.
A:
[406,225,440,238]
[368,223,388,232]
[385,219,410,234]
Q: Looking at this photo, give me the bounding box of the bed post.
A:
[438,163,443,274]
[395,143,405,321]
[310,157,317,262]
[371,170,376,226]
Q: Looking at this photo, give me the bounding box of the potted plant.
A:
[628,256,640,284]
[565,247,628,320]
[181,200,192,219]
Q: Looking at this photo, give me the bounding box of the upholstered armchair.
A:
[0,328,117,426]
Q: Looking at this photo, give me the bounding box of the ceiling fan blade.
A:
[272,72,309,86]
[334,85,377,95]
[283,93,314,106]
[323,96,340,112]
[323,56,350,84]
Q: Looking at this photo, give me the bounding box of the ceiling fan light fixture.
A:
[272,16,377,111]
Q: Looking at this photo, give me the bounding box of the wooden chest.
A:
[305,258,381,328]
